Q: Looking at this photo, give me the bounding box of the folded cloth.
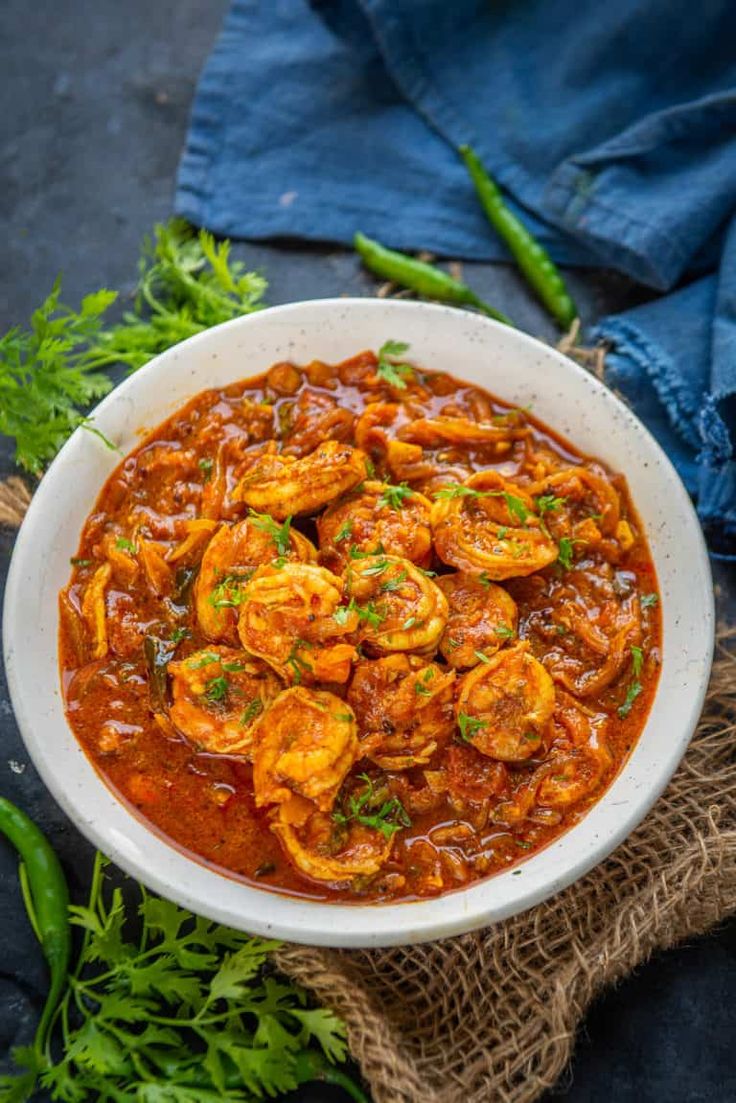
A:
[176,0,736,553]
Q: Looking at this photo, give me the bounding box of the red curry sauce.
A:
[59,349,661,902]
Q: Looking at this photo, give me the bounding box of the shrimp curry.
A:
[59,346,661,902]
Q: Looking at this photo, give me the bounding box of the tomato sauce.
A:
[59,350,661,903]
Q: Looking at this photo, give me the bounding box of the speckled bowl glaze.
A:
[3,299,714,947]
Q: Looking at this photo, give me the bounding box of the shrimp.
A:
[397,415,528,449]
[271,798,393,883]
[344,554,448,654]
[237,562,359,683]
[317,480,433,572]
[348,655,456,770]
[195,515,317,645]
[279,388,355,456]
[437,572,518,668]
[252,687,358,811]
[537,693,612,807]
[547,587,641,697]
[80,563,112,660]
[528,465,621,538]
[456,641,555,761]
[431,470,558,579]
[494,693,611,823]
[168,646,280,756]
[233,440,369,519]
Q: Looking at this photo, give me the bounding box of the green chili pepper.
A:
[0,798,71,1058]
[354,231,512,326]
[459,145,578,329]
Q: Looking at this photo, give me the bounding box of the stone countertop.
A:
[1,3,734,1101]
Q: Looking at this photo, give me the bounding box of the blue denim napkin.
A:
[176,0,736,553]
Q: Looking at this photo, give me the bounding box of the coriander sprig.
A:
[376,340,414,389]
[0,221,267,475]
[0,853,367,1103]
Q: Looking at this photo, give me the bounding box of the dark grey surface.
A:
[1,3,734,1100]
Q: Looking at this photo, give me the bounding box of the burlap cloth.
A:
[2,475,734,1103]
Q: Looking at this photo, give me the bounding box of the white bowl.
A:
[3,299,714,947]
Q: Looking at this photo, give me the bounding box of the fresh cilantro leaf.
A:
[240,699,264,725]
[536,495,565,515]
[494,624,515,640]
[335,775,411,839]
[618,682,642,719]
[204,675,228,703]
[376,340,413,389]
[380,569,407,592]
[115,536,137,554]
[457,712,486,742]
[334,519,353,543]
[248,509,292,556]
[557,537,575,570]
[641,592,659,609]
[208,571,252,609]
[186,652,220,669]
[376,482,413,510]
[630,645,644,678]
[359,558,390,577]
[286,640,313,684]
[198,457,213,481]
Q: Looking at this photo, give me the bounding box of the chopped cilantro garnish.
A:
[457,712,486,742]
[248,509,292,557]
[500,492,529,526]
[115,536,137,554]
[170,627,190,644]
[360,558,390,577]
[536,494,565,515]
[474,650,492,664]
[222,660,246,673]
[432,483,484,501]
[333,773,411,839]
[617,682,642,719]
[70,556,92,567]
[348,541,385,560]
[198,457,213,481]
[353,601,385,629]
[641,592,659,609]
[376,340,414,390]
[618,646,645,718]
[208,571,252,609]
[380,569,408,592]
[377,482,413,510]
[240,698,264,725]
[557,536,575,570]
[333,605,353,627]
[204,675,228,702]
[187,651,220,669]
[402,615,417,630]
[477,571,492,589]
[334,519,353,543]
[286,639,314,684]
[495,624,515,640]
